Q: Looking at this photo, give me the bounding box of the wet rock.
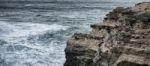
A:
[64,2,150,66]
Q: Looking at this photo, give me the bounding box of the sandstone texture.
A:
[64,2,150,66]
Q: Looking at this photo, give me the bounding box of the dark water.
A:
[0,0,149,66]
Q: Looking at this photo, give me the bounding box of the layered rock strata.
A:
[64,2,150,66]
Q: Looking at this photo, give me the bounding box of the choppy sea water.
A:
[0,0,149,66]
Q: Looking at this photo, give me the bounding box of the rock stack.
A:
[64,2,150,66]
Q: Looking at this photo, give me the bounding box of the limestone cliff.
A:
[64,2,150,66]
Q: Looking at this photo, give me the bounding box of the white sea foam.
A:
[0,22,69,37]
[0,21,67,66]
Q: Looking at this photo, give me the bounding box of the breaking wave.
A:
[0,21,68,66]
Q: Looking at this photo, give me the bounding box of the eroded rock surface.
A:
[64,2,150,66]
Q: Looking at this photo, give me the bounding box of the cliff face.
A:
[64,2,150,66]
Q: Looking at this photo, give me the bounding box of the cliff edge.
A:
[64,2,150,66]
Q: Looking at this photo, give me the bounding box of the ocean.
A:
[0,0,149,66]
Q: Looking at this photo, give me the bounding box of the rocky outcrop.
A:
[64,2,150,66]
